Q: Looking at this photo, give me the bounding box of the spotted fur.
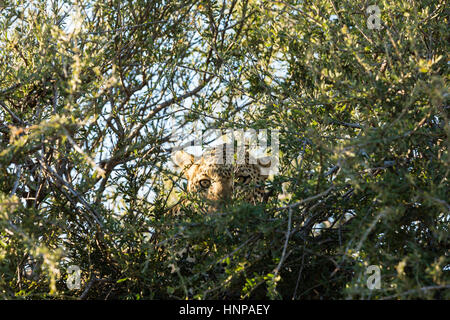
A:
[173,144,270,210]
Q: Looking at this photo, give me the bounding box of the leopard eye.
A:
[236,175,251,184]
[198,179,211,189]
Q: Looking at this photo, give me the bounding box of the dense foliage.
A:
[0,0,448,299]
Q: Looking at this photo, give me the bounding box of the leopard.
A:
[172,143,272,211]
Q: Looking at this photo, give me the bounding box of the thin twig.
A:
[276,185,335,212]
[79,276,111,300]
[10,164,22,196]
[37,156,104,228]
[292,240,306,300]
[216,234,260,265]
[61,126,106,177]
[273,207,293,277]
[0,101,26,125]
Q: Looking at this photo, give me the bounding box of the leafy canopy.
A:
[0,0,448,299]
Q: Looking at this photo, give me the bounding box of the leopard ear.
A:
[172,150,195,169]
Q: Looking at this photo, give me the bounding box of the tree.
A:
[0,0,448,299]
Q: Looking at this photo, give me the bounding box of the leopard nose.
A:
[210,183,231,201]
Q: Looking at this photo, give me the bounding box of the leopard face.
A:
[173,144,271,208]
